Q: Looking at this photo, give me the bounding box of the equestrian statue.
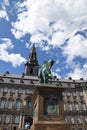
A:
[38,59,55,83]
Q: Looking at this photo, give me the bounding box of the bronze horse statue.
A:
[38,59,55,83]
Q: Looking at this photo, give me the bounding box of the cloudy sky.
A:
[0,0,87,79]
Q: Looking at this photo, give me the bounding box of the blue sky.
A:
[0,0,87,79]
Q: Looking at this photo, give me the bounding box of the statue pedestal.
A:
[31,85,71,130]
[31,121,71,130]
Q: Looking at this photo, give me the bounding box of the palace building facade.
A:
[0,45,87,130]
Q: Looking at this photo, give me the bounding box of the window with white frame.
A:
[8,99,13,109]
[18,88,23,94]
[82,103,86,111]
[72,91,76,97]
[66,91,71,96]
[0,99,5,108]
[14,115,19,123]
[77,117,82,124]
[26,89,30,94]
[74,104,79,111]
[3,87,8,93]
[5,115,10,124]
[62,92,65,96]
[10,88,15,93]
[79,91,83,97]
[16,100,21,110]
[70,117,75,124]
[28,101,33,111]
[68,103,73,111]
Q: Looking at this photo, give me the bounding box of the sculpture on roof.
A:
[38,59,55,83]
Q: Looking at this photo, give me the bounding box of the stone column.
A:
[22,115,25,129]
[19,115,22,128]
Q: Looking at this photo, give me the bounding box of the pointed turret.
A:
[24,44,39,76]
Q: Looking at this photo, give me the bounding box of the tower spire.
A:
[24,44,39,76]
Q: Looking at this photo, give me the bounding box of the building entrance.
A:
[24,117,33,129]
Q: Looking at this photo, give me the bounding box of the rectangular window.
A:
[72,92,76,97]
[68,104,72,111]
[14,115,19,124]
[70,117,74,124]
[66,91,71,96]
[28,101,33,111]
[10,88,15,93]
[26,89,30,94]
[75,104,79,111]
[5,115,10,124]
[0,100,5,108]
[77,117,82,124]
[8,101,13,109]
[16,102,21,110]
[3,87,8,93]
[79,92,83,97]
[82,104,86,111]
[18,88,23,94]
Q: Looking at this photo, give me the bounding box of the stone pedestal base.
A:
[30,121,71,130]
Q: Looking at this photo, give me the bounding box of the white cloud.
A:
[0,0,9,21]
[63,34,87,62]
[0,38,26,67]
[11,0,87,49]
[67,66,87,80]
[52,71,61,79]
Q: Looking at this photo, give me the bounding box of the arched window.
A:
[8,98,13,109]
[27,101,33,111]
[25,96,33,111]
[16,99,22,110]
[0,98,6,108]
